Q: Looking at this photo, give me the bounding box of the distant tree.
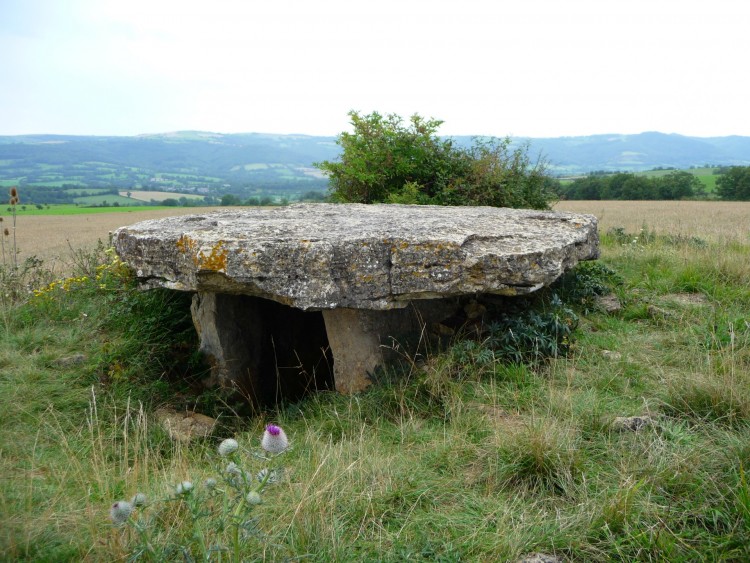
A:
[162,198,179,206]
[315,111,555,209]
[220,194,242,206]
[654,171,704,199]
[716,166,750,200]
[299,190,327,202]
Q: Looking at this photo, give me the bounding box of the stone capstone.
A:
[114,204,599,401]
[114,203,599,310]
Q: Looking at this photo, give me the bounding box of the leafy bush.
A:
[315,111,557,209]
[552,261,624,312]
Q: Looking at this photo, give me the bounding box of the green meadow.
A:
[1,203,749,561]
[1,203,187,216]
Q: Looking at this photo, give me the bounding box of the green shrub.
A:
[315,111,557,209]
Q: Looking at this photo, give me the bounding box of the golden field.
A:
[5,201,749,272]
[5,207,223,271]
[555,200,750,242]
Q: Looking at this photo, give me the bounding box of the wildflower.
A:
[218,438,239,456]
[204,477,218,490]
[246,490,262,505]
[261,424,288,454]
[110,500,133,526]
[131,492,148,507]
[175,481,194,495]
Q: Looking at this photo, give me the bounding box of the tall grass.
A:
[1,215,749,560]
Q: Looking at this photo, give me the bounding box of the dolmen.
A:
[114,203,599,407]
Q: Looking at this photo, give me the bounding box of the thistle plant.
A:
[6,186,19,271]
[109,424,290,561]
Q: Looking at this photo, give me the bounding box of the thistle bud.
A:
[175,481,193,495]
[131,492,148,507]
[110,500,133,526]
[218,438,239,456]
[246,490,262,505]
[9,187,18,198]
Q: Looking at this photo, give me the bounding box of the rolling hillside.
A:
[1,131,749,197]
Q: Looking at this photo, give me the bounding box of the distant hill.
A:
[513,132,750,174]
[1,131,749,198]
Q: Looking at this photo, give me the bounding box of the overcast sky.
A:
[1,0,748,138]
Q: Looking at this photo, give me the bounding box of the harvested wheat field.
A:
[9,207,224,272]
[555,199,750,242]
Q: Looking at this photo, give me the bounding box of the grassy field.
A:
[72,194,141,206]
[636,167,719,193]
[560,168,720,194]
[120,190,208,202]
[1,201,749,560]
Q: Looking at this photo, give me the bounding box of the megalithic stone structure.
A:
[114,203,599,406]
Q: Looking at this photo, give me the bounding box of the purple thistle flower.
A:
[261,424,288,454]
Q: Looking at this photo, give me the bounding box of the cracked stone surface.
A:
[114,203,599,310]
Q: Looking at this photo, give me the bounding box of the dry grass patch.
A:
[555,200,750,242]
[9,207,225,272]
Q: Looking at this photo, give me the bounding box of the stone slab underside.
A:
[114,203,600,398]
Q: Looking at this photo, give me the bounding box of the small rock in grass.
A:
[612,415,654,432]
[601,350,622,361]
[595,294,622,313]
[55,353,87,367]
[517,553,564,563]
[156,407,217,443]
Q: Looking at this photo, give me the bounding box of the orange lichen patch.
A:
[176,234,199,255]
[196,241,228,272]
[177,236,228,271]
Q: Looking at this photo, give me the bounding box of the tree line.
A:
[558,167,750,201]
[557,171,707,200]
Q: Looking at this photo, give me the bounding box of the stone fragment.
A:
[464,300,487,320]
[55,353,87,367]
[612,415,655,432]
[517,554,564,563]
[155,407,218,442]
[595,294,622,313]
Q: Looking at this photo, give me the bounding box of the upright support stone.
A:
[322,309,383,394]
[190,292,265,402]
